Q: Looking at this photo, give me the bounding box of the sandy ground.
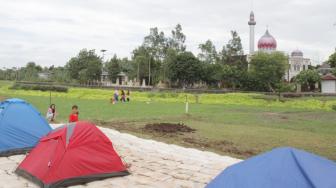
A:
[0,125,241,188]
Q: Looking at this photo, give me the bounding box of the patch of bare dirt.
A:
[263,112,289,121]
[144,123,195,133]
[183,138,257,158]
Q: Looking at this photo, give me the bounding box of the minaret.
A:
[248,11,256,54]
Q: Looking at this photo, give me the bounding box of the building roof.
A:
[321,74,336,81]
[258,30,277,50]
[291,50,303,57]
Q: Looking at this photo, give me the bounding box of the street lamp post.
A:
[101,49,107,60]
[148,58,151,86]
[100,49,107,85]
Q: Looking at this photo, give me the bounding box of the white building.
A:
[285,50,312,81]
[321,74,336,93]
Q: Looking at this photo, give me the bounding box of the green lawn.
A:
[1,81,336,160]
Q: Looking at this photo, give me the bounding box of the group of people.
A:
[45,89,130,123]
[111,89,130,104]
[46,104,79,123]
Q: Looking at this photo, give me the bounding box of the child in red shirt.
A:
[69,105,79,123]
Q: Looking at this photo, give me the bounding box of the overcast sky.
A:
[0,0,335,68]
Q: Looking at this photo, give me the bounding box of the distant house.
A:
[318,62,333,75]
[37,72,51,80]
[321,74,336,94]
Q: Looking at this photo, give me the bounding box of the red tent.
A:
[16,121,129,187]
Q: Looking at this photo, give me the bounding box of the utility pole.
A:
[148,58,151,86]
[101,49,107,66]
[137,59,140,84]
[100,49,107,85]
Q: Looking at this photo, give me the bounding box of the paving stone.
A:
[8,155,25,163]
[189,174,212,184]
[0,157,10,165]
[134,175,153,185]
[0,182,27,188]
[68,184,87,188]
[151,172,172,181]
[178,164,202,172]
[172,173,192,181]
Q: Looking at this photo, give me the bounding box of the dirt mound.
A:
[144,123,195,133]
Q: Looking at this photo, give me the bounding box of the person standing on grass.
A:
[120,90,126,102]
[113,89,119,103]
[69,105,79,123]
[126,90,130,102]
[46,104,57,122]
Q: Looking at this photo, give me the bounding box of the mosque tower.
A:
[248,11,256,54]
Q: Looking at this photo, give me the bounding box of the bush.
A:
[10,83,68,92]
[332,105,336,111]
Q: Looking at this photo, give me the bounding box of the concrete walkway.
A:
[0,126,241,188]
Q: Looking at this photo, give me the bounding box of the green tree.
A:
[66,49,102,83]
[294,69,321,91]
[22,62,42,81]
[143,27,167,84]
[201,63,222,86]
[131,46,157,84]
[163,48,178,83]
[332,68,336,76]
[106,55,121,83]
[274,82,294,100]
[220,31,244,64]
[0,68,17,80]
[249,52,288,91]
[328,50,336,68]
[221,64,241,89]
[168,52,202,87]
[143,27,167,61]
[198,40,218,64]
[50,66,71,83]
[168,24,186,53]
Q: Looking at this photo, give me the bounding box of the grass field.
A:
[1,81,336,160]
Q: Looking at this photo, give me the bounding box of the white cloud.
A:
[0,0,335,67]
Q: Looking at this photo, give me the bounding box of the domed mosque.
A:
[257,29,277,52]
[247,11,311,81]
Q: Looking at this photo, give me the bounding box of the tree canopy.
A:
[294,69,321,91]
[168,52,203,87]
[328,50,336,68]
[66,49,102,83]
[249,52,288,91]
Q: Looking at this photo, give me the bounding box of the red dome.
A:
[258,30,277,50]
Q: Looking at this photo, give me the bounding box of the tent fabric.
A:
[16,121,129,188]
[0,98,52,156]
[206,147,336,188]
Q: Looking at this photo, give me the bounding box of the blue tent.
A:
[0,98,52,156]
[207,147,336,188]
